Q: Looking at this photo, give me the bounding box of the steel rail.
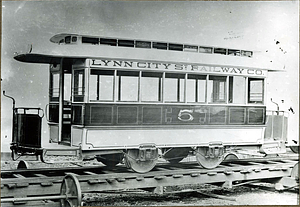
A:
[1,157,298,206]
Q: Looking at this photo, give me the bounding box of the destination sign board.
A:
[90,59,266,76]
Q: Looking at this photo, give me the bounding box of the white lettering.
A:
[90,59,265,77]
[162,63,171,69]
[101,60,111,66]
[137,62,146,68]
[124,61,133,67]
[113,61,122,67]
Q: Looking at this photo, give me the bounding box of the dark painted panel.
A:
[90,106,113,124]
[49,104,59,123]
[80,104,265,126]
[229,108,246,124]
[117,106,138,124]
[142,107,162,124]
[248,108,265,124]
[72,105,83,125]
[165,106,209,124]
[209,107,227,124]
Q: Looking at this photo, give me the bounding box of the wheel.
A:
[125,149,158,173]
[195,147,224,169]
[96,154,124,167]
[162,148,190,164]
[17,160,29,169]
[224,153,239,161]
[290,146,299,153]
[60,173,82,207]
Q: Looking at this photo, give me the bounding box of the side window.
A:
[89,70,114,101]
[141,72,162,102]
[186,74,206,103]
[164,73,185,102]
[116,71,139,102]
[73,69,85,102]
[49,72,59,102]
[248,78,264,104]
[207,76,227,103]
[229,76,246,104]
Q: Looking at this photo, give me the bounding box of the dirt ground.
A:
[82,184,299,206]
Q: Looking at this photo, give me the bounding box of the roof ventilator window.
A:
[136,41,151,48]
[169,43,183,51]
[214,48,227,55]
[153,42,168,50]
[72,36,78,43]
[228,49,241,56]
[65,36,71,44]
[183,45,198,52]
[59,39,65,44]
[241,50,253,57]
[100,38,117,46]
[199,46,213,53]
[118,39,135,47]
[82,37,99,45]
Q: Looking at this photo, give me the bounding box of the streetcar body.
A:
[10,33,290,172]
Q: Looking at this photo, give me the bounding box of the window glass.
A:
[141,72,162,102]
[248,78,264,103]
[51,73,59,98]
[116,71,139,101]
[187,75,206,102]
[64,74,72,101]
[207,76,227,103]
[49,72,60,102]
[164,73,185,102]
[73,69,85,102]
[229,76,246,104]
[89,70,114,101]
[89,75,97,100]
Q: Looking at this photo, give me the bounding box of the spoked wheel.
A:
[195,147,224,169]
[125,149,158,173]
[60,173,82,207]
[162,148,190,164]
[96,154,124,167]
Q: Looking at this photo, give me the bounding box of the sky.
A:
[1,1,299,151]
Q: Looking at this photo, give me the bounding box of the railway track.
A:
[1,155,299,207]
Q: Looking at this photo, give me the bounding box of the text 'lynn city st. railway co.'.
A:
[91,59,266,76]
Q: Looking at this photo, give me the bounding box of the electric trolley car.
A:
[5,33,295,173]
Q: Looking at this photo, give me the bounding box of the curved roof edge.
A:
[14,53,63,64]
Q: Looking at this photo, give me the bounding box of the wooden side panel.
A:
[84,127,264,150]
[82,103,265,126]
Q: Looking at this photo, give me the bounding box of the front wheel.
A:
[124,149,158,173]
[195,147,224,169]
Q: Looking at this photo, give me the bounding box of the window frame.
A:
[208,75,227,103]
[248,78,264,104]
[140,72,163,102]
[73,69,85,102]
[116,71,140,102]
[186,74,207,103]
[89,69,115,102]
[164,73,186,103]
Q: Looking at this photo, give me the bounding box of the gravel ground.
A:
[82,184,299,206]
[1,159,298,206]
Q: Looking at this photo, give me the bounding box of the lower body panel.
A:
[74,126,265,150]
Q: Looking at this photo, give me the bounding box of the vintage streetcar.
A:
[5,33,296,173]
